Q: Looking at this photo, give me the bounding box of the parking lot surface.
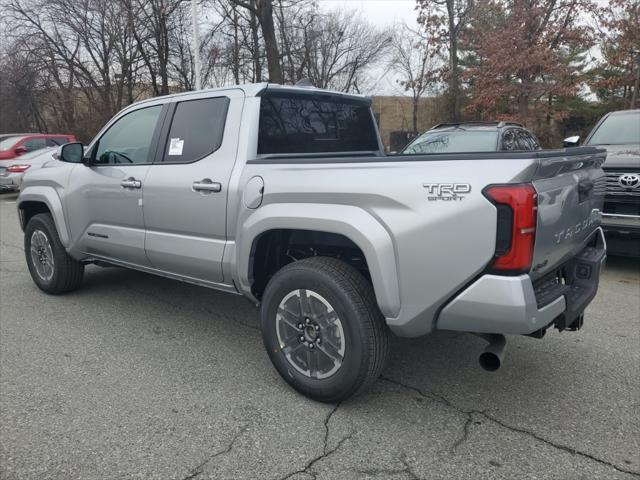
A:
[1,192,639,480]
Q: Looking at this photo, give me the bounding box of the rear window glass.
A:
[258,92,378,154]
[402,131,499,154]
[163,97,229,163]
[0,136,25,150]
[587,112,640,145]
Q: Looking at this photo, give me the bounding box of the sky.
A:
[318,0,422,95]
[319,0,420,28]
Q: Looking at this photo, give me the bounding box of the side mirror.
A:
[563,136,580,148]
[14,146,27,155]
[57,142,84,163]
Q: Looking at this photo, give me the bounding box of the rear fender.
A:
[236,203,401,318]
[17,187,70,247]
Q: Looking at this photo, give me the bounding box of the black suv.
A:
[565,110,640,257]
[401,121,541,154]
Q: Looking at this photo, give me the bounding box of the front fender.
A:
[17,187,71,248]
[235,203,401,318]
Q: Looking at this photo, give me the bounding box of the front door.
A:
[66,104,165,267]
[142,90,243,285]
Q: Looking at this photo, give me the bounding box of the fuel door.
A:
[243,176,264,209]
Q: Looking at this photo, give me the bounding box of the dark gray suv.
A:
[401,121,541,154]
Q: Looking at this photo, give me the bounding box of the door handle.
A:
[192,179,222,193]
[121,177,142,189]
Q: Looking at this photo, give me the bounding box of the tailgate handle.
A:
[578,180,593,202]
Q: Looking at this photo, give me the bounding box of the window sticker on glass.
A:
[168,138,184,156]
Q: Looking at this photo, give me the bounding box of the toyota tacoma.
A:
[18,83,607,401]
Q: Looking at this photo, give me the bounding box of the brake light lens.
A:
[6,164,31,173]
[484,184,537,274]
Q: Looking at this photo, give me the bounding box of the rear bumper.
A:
[602,213,640,233]
[437,228,606,335]
[0,174,20,191]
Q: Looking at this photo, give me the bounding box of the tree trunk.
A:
[446,0,460,122]
[255,0,283,83]
[232,6,240,84]
[412,94,419,133]
[249,7,262,82]
[631,53,640,109]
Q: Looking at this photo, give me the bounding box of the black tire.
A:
[24,213,84,294]
[260,256,389,402]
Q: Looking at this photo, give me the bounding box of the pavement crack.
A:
[380,376,640,477]
[277,403,352,480]
[450,412,474,454]
[181,425,248,480]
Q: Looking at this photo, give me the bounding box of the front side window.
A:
[587,112,640,145]
[258,92,378,154]
[501,129,517,151]
[94,105,162,165]
[162,97,229,163]
[403,131,499,154]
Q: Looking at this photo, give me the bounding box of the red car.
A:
[0,134,77,161]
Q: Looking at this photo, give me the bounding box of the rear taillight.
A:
[6,164,31,173]
[483,183,537,274]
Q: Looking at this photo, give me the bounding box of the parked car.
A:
[401,121,541,154]
[0,134,77,161]
[0,147,57,193]
[17,83,606,402]
[564,109,640,257]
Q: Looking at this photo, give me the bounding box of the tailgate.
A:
[530,147,607,280]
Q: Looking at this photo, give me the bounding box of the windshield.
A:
[402,131,498,154]
[0,136,25,151]
[587,112,640,145]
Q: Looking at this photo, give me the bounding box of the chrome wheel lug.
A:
[316,338,321,345]
[305,317,311,324]
[314,324,320,331]
[299,335,305,343]
[297,323,303,330]
[309,343,315,349]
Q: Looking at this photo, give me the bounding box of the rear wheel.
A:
[260,257,389,402]
[24,213,84,294]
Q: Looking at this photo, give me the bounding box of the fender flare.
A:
[236,203,401,318]
[17,187,71,248]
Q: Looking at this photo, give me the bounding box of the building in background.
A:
[371,96,442,153]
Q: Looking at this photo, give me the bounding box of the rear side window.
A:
[258,92,378,154]
[163,97,229,163]
[501,129,517,151]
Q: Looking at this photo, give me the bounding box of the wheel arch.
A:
[18,187,71,247]
[236,203,401,319]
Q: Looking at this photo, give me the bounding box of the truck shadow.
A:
[78,264,596,412]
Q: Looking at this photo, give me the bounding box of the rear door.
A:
[142,89,243,284]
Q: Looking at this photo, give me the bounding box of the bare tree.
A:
[389,23,440,132]
[228,0,283,83]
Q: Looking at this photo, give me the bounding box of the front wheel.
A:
[24,213,84,294]
[260,257,389,402]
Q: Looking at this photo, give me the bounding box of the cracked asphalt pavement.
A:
[1,192,639,480]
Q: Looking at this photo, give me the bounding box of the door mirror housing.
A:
[57,142,84,163]
[14,146,28,155]
[563,136,580,148]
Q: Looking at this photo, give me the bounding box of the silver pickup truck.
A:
[18,83,607,401]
